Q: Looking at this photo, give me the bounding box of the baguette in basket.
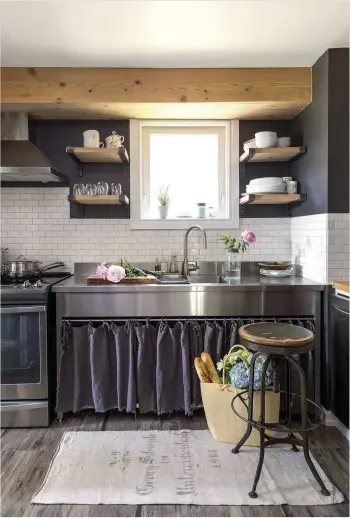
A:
[194,357,210,383]
[201,352,221,383]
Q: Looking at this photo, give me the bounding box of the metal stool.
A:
[231,322,330,499]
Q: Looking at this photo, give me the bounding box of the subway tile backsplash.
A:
[1,188,290,270]
[291,213,349,283]
[1,188,348,284]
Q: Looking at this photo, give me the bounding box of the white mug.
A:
[83,130,104,148]
[105,131,124,149]
[287,181,298,194]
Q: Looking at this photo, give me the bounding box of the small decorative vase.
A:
[225,248,241,278]
[158,205,169,219]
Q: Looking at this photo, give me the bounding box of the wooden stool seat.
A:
[239,322,314,355]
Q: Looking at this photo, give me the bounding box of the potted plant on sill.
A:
[218,230,256,277]
[158,185,170,219]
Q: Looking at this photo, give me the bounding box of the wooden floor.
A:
[1,411,349,517]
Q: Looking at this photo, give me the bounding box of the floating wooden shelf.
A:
[240,146,306,163]
[66,146,129,163]
[240,193,306,205]
[69,194,129,205]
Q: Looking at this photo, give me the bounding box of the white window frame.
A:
[129,119,239,230]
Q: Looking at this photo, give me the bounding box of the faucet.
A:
[182,225,207,276]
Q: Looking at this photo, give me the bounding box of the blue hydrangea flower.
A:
[229,354,273,389]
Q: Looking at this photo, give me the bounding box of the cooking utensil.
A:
[255,131,278,148]
[258,261,292,271]
[243,138,256,152]
[83,130,104,148]
[105,132,124,149]
[3,256,65,278]
[287,180,298,194]
[260,269,293,278]
[277,137,291,147]
[250,177,283,185]
[87,275,156,285]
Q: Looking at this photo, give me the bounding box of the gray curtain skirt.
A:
[56,318,315,417]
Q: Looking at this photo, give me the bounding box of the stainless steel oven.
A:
[0,305,48,427]
[0,270,71,427]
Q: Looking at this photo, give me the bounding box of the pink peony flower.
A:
[96,262,108,280]
[106,264,126,283]
[242,230,256,244]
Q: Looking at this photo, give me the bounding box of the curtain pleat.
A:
[90,323,118,412]
[56,317,315,417]
[135,323,157,413]
[156,322,192,414]
[111,322,136,413]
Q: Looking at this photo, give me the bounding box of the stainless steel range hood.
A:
[1,113,65,182]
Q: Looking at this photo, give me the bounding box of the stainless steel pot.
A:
[3,255,65,278]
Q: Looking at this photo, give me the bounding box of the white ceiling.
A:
[0,0,349,68]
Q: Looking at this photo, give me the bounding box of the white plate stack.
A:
[245,177,286,194]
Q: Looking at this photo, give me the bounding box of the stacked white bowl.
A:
[246,177,286,194]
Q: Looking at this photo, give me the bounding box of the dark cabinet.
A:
[329,293,349,428]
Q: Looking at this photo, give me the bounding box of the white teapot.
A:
[105,131,124,149]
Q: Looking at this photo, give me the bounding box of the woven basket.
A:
[201,382,280,446]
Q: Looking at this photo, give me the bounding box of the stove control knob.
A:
[34,280,43,288]
[22,280,31,288]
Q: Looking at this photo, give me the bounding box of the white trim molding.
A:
[129,119,239,230]
[323,408,350,441]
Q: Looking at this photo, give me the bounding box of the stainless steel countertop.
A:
[53,274,325,293]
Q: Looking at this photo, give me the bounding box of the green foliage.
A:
[158,185,170,206]
[120,258,139,278]
[218,234,249,253]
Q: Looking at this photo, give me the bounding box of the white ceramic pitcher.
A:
[105,131,124,148]
[83,130,104,148]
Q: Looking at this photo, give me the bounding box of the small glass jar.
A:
[197,203,206,218]
[111,183,123,195]
[97,181,109,195]
[225,248,241,278]
[169,255,177,273]
[86,183,97,195]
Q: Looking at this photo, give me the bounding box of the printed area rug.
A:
[32,430,343,506]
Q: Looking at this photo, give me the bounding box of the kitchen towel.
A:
[32,430,343,506]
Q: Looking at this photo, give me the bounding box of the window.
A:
[130,120,239,229]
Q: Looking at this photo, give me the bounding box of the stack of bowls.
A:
[246,177,286,194]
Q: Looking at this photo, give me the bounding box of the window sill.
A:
[129,218,239,230]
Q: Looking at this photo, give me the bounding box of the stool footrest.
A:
[231,389,324,433]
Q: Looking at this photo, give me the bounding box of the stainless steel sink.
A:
[188,274,227,284]
[157,274,190,284]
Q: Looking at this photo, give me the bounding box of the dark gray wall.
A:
[328,48,349,213]
[30,119,130,219]
[291,52,329,216]
[291,48,349,216]
[239,120,293,218]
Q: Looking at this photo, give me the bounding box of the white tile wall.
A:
[291,214,328,283]
[1,188,291,270]
[328,213,349,282]
[291,213,349,283]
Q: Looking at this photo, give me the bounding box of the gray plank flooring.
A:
[1,411,348,517]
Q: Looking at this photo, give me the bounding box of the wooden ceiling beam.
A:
[1,67,311,105]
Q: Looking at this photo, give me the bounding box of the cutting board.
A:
[87,275,156,285]
[332,281,350,293]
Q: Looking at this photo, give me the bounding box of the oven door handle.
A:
[0,306,46,314]
[0,401,47,411]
